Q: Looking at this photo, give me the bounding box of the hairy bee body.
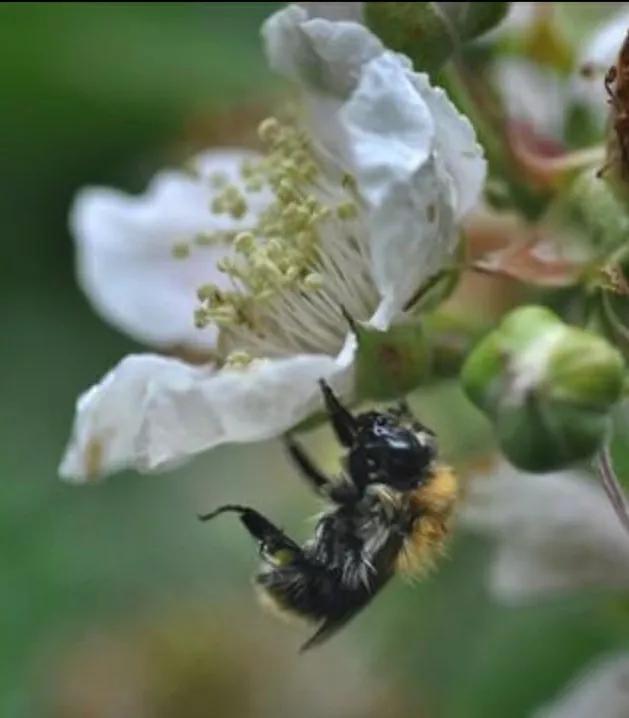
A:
[256,464,457,648]
[201,381,458,651]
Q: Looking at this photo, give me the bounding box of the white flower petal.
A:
[60,354,202,482]
[72,149,267,351]
[580,7,629,73]
[412,74,487,218]
[495,58,568,139]
[262,4,383,97]
[60,339,356,482]
[340,54,478,312]
[137,338,356,471]
[461,462,629,601]
[534,653,629,718]
[570,7,629,123]
[265,7,485,315]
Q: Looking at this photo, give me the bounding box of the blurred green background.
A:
[2,4,628,717]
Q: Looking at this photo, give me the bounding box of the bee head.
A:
[347,410,437,491]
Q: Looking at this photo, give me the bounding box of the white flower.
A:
[60,4,485,482]
[495,57,568,140]
[491,4,629,140]
[570,5,629,119]
[534,653,629,718]
[461,461,629,602]
[71,149,269,352]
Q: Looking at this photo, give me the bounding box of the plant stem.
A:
[595,443,629,536]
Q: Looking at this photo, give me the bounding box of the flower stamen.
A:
[193,116,380,362]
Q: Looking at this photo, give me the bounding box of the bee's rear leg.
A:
[284,435,333,494]
[199,504,301,566]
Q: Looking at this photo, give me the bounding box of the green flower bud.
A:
[365,3,510,75]
[354,319,430,401]
[365,3,452,75]
[461,306,625,471]
[440,2,510,42]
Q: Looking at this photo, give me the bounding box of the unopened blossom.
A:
[60,3,485,481]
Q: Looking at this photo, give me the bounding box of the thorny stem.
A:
[595,443,629,536]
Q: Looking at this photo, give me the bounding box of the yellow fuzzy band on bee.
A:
[254,583,311,626]
[269,548,298,567]
[396,464,458,579]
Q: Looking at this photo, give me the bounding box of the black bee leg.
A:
[389,399,435,437]
[284,436,333,494]
[412,419,436,437]
[199,504,301,564]
[318,378,357,447]
[390,398,414,421]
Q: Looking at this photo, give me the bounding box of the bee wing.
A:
[299,610,359,653]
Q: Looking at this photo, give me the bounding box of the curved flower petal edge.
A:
[72,149,269,352]
[60,342,355,482]
[533,653,629,718]
[262,4,486,313]
[461,461,629,602]
[60,4,485,482]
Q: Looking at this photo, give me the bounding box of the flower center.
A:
[191,117,379,367]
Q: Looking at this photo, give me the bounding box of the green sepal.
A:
[354,319,430,401]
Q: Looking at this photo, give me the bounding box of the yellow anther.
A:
[305,196,321,213]
[297,231,315,251]
[229,197,247,219]
[208,305,239,326]
[267,238,285,256]
[301,162,318,181]
[194,307,210,328]
[258,117,282,144]
[211,185,248,219]
[276,179,298,203]
[224,350,253,368]
[255,289,274,302]
[193,117,354,339]
[284,265,300,283]
[197,283,220,302]
[336,202,358,220]
[233,232,255,253]
[342,173,357,191]
[303,272,324,291]
[260,259,284,283]
[172,242,190,259]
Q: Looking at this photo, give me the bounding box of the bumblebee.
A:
[200,380,458,651]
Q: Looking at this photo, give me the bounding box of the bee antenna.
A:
[198,504,249,522]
